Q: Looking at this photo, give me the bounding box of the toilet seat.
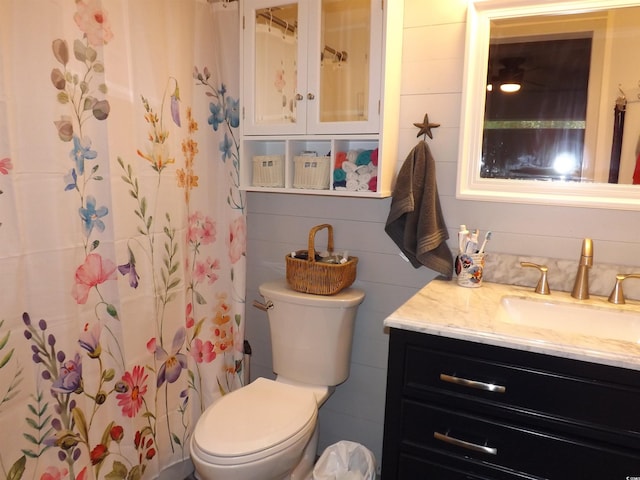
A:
[191,378,317,466]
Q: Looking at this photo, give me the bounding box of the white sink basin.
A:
[495,296,640,343]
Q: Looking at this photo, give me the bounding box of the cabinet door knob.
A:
[307,93,315,100]
[295,93,304,101]
[440,373,506,393]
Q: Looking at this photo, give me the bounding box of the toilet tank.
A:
[258,280,365,386]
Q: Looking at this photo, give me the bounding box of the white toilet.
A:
[190,279,365,480]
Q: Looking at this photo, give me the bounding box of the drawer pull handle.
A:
[439,374,506,393]
[434,431,498,456]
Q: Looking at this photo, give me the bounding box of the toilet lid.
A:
[192,378,317,460]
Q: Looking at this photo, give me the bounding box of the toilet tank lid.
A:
[192,378,317,457]
[259,280,365,307]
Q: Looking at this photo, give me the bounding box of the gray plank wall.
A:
[244,0,640,471]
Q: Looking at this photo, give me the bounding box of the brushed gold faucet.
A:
[571,238,593,300]
[607,273,640,304]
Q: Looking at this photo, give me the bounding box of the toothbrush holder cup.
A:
[456,253,485,288]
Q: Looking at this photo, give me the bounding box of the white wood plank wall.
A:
[245,0,640,469]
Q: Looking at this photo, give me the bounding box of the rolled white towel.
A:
[341,161,357,173]
[357,182,370,191]
[346,171,357,181]
[358,173,372,184]
[346,179,359,191]
[347,150,359,163]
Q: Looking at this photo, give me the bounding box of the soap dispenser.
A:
[571,238,593,300]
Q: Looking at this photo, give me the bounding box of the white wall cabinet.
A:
[240,0,403,197]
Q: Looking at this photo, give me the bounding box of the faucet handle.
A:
[520,262,551,295]
[607,273,640,304]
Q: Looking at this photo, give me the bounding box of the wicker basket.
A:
[252,155,284,187]
[285,224,358,295]
[293,156,330,189]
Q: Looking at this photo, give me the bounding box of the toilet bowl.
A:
[190,378,319,480]
[190,280,365,480]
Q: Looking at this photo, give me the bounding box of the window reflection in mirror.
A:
[482,13,604,182]
[319,0,371,123]
[482,35,591,181]
[254,4,298,126]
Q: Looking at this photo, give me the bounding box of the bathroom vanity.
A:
[382,280,640,479]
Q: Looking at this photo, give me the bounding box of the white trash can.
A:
[312,441,376,480]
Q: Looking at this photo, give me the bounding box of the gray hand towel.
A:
[384,141,453,278]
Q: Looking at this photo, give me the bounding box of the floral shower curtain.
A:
[0,1,245,479]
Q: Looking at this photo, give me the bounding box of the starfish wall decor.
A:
[413,113,440,140]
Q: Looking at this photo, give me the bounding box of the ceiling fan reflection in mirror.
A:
[488,56,553,93]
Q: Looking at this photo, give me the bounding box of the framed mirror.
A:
[457,0,640,210]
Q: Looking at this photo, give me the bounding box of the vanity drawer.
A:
[402,399,640,479]
[401,334,640,440]
[397,452,528,480]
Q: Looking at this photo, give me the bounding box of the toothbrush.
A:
[465,229,479,254]
[478,231,492,254]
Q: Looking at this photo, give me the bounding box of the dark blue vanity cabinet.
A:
[381,328,640,479]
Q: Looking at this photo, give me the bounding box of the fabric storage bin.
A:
[293,156,330,189]
[252,155,284,187]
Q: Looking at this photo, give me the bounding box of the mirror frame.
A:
[457,0,640,211]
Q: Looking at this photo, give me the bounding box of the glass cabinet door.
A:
[319,0,370,123]
[243,0,308,135]
[254,4,299,126]
[310,0,380,134]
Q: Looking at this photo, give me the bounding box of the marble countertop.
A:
[384,279,640,371]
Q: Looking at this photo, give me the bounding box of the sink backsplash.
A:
[484,253,640,302]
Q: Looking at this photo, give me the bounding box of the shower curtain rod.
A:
[257,11,297,34]
[322,45,348,62]
[257,11,347,62]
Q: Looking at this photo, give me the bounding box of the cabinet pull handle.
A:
[307,92,315,100]
[439,373,506,393]
[434,431,498,456]
[295,93,304,101]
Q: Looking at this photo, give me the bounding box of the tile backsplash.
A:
[485,253,640,301]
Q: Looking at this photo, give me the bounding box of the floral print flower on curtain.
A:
[74,0,114,46]
[194,68,243,212]
[115,366,148,418]
[115,81,189,460]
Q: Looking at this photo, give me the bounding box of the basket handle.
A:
[307,224,334,263]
